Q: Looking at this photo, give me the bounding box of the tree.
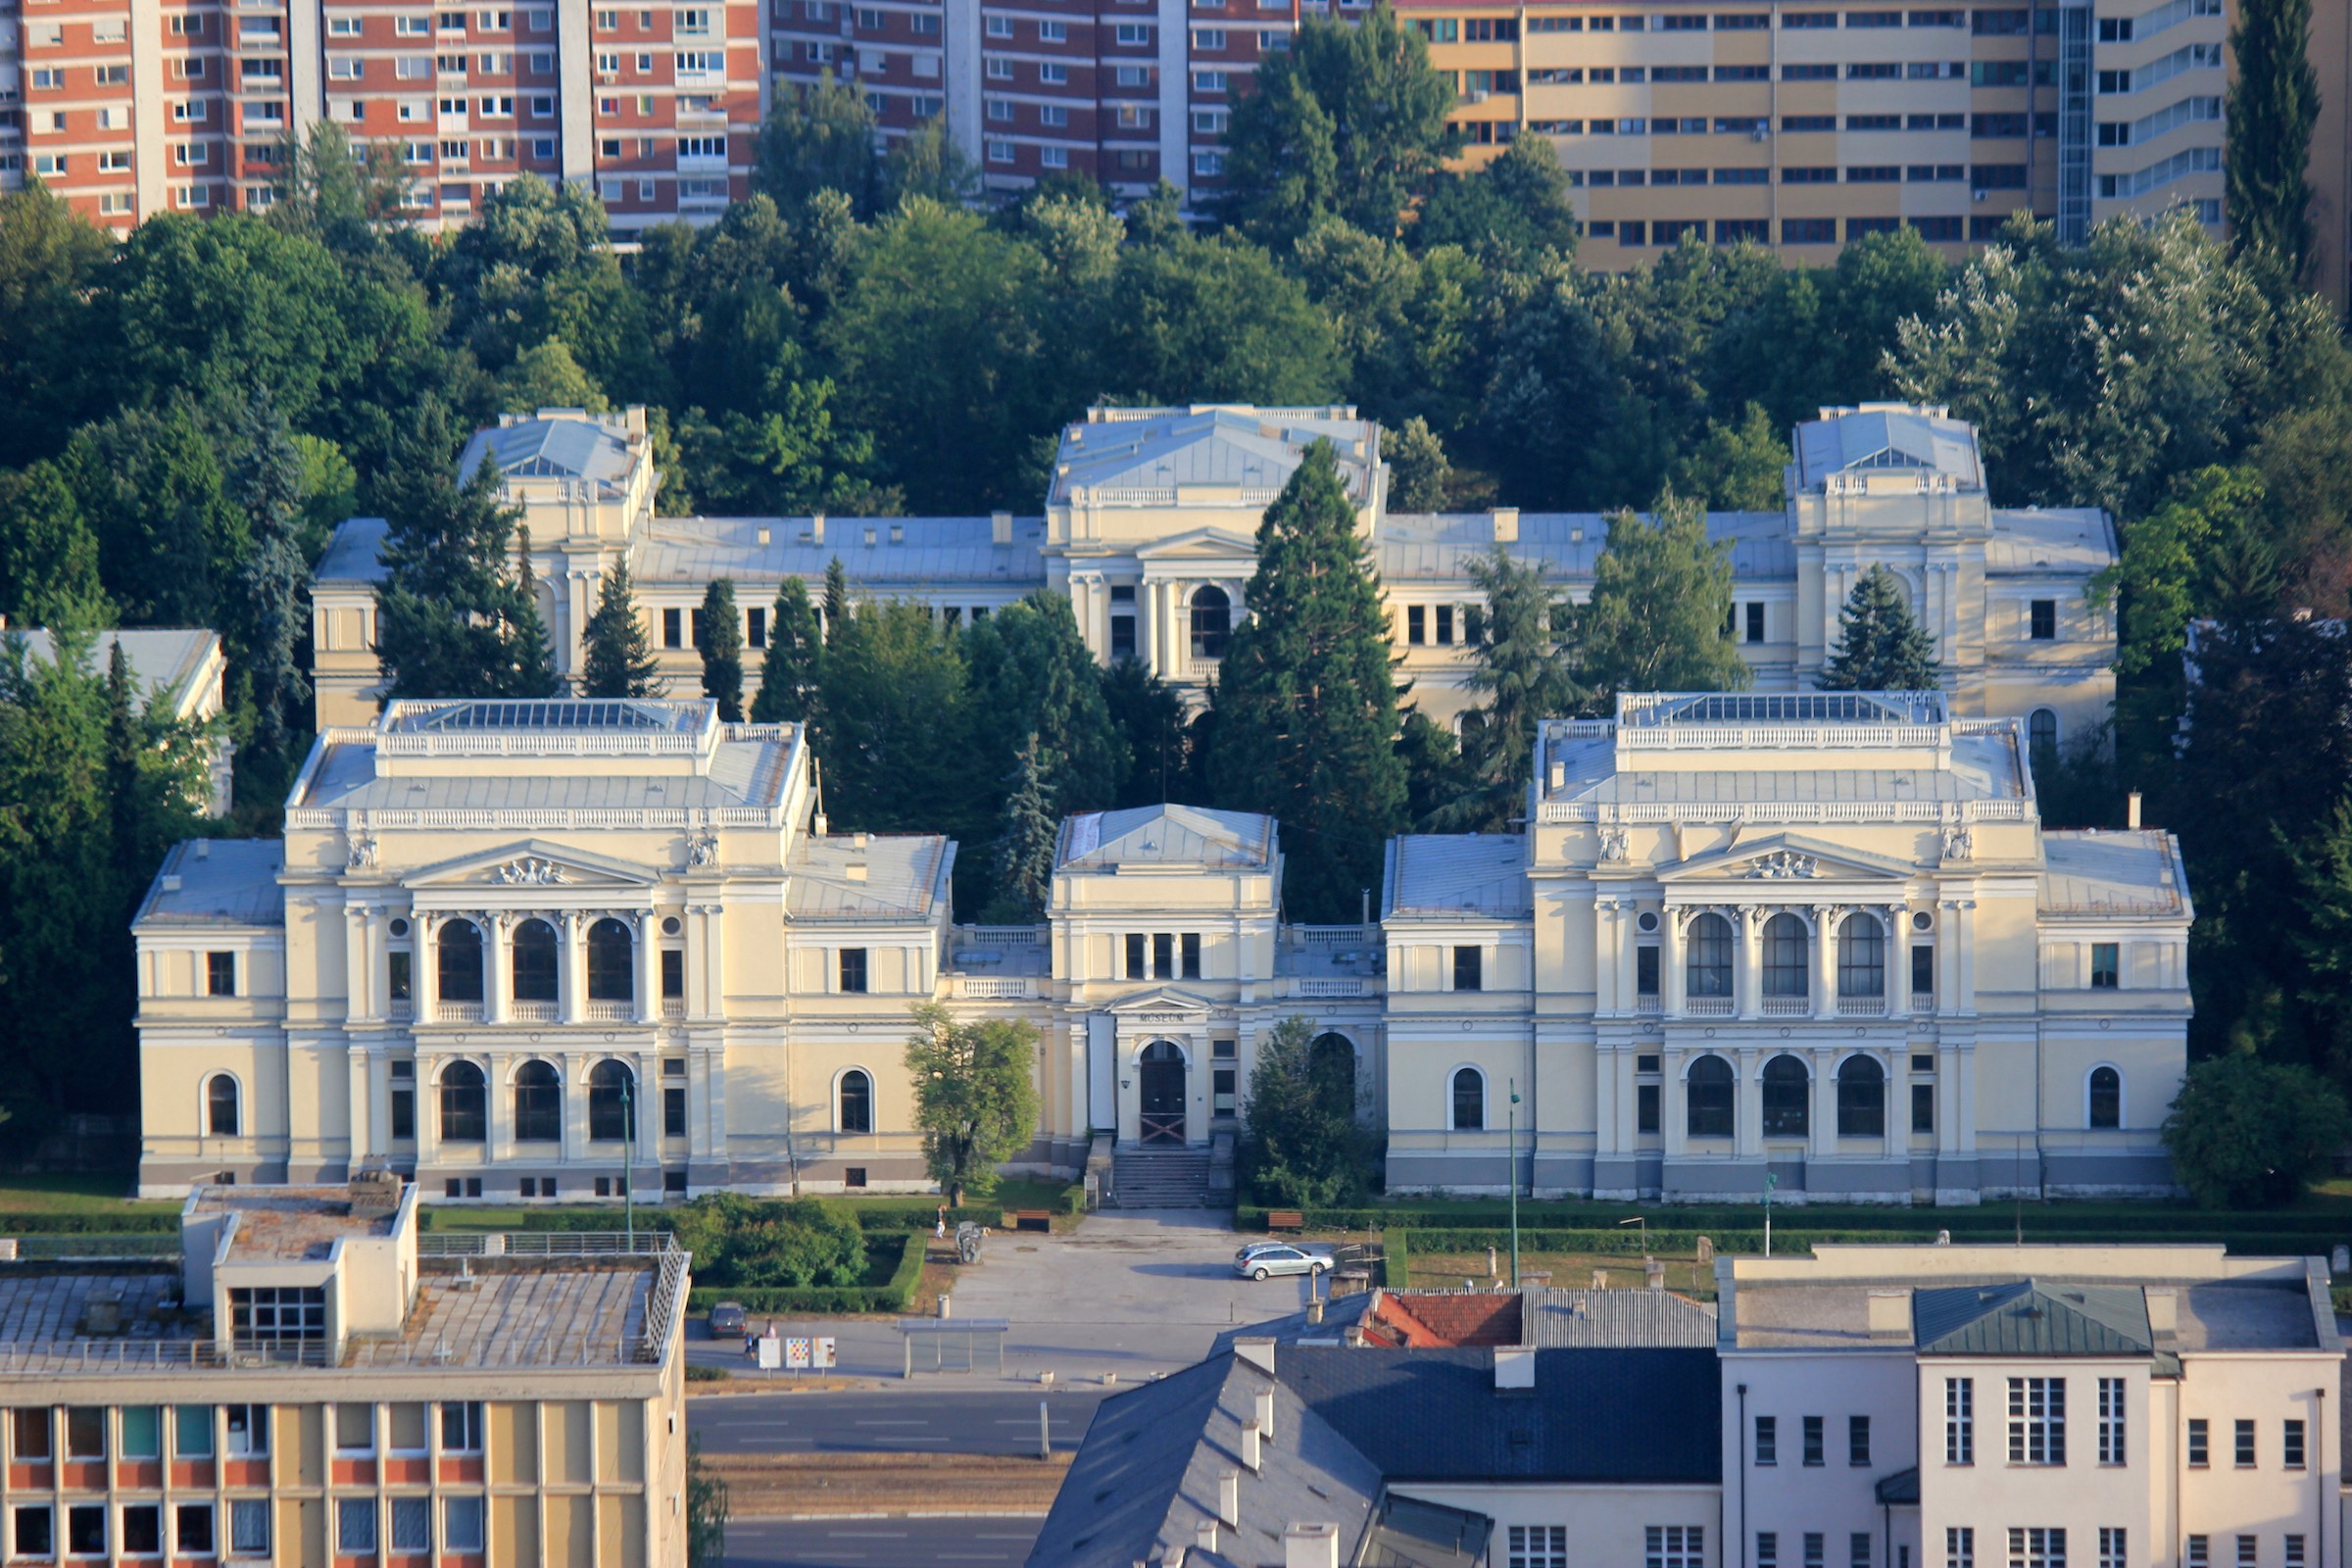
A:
[0,183,111,467]
[499,337,610,415]
[1668,403,1790,512]
[1208,440,1407,921]
[883,116,980,209]
[698,579,746,720]
[1397,710,1476,829]
[0,463,109,629]
[1818,565,1941,692]
[751,576,823,723]
[225,386,315,759]
[1244,1015,1371,1206]
[2288,800,2352,1083]
[580,564,663,698]
[59,403,244,626]
[269,119,412,254]
[2162,1052,2350,1207]
[1412,135,1580,259]
[1438,547,1586,832]
[1381,416,1451,512]
[506,527,560,698]
[905,1004,1042,1205]
[1097,233,1345,407]
[753,71,887,218]
[686,1435,729,1568]
[2226,0,2320,278]
[1102,659,1192,808]
[960,593,1127,819]
[1573,490,1747,705]
[987,734,1059,923]
[1219,1,1457,246]
[816,599,974,836]
[822,558,852,643]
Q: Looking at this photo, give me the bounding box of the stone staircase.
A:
[1109,1147,1215,1208]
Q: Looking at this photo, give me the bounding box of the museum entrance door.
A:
[1138,1041,1186,1146]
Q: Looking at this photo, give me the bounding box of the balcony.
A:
[1913,993,1936,1014]
[1838,996,1888,1018]
[1760,997,1810,1017]
[662,999,686,1019]
[585,1000,635,1022]
[952,975,1037,1001]
[1291,977,1366,999]
[1683,997,1735,1017]
[511,1001,559,1023]
[438,1002,486,1023]
[1634,995,1662,1014]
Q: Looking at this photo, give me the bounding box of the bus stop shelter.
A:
[897,1317,1010,1377]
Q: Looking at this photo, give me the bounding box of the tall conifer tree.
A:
[2226,0,2319,278]
[580,564,663,698]
[226,386,313,757]
[1573,489,1747,707]
[1818,564,1941,691]
[990,734,1059,921]
[698,578,745,720]
[751,576,824,723]
[1207,440,1405,921]
[822,558,851,643]
[504,527,559,698]
[1435,546,1587,831]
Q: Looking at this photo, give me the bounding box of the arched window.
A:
[1190,585,1231,661]
[2087,1065,2122,1130]
[2030,709,2059,770]
[1762,913,1810,998]
[1838,912,1886,998]
[1837,1054,1886,1138]
[588,1060,636,1142]
[439,1061,486,1143]
[1761,1054,1809,1138]
[206,1075,240,1138]
[1686,1054,1735,1138]
[1686,912,1734,999]
[511,918,559,1003]
[838,1069,873,1135]
[437,919,484,1004]
[1450,1067,1485,1131]
[514,1060,561,1143]
[1310,1033,1357,1118]
[587,918,634,1003]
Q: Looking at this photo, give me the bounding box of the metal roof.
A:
[134,840,285,928]
[315,516,391,584]
[1793,406,1984,490]
[1383,836,1531,919]
[1058,805,1275,870]
[786,834,954,920]
[458,414,636,491]
[2038,832,2188,918]
[295,738,787,812]
[630,514,1049,588]
[1378,511,1795,583]
[16,628,219,710]
[1987,509,2116,574]
[1913,1280,2154,1356]
[1050,405,1378,505]
[1628,692,1947,726]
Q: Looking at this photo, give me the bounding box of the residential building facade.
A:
[0,1179,688,1565]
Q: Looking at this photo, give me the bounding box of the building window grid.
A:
[2008,1377,2065,1465]
[1946,1377,1974,1463]
[2283,1418,2306,1469]
[2097,1377,2126,1465]
[2188,1419,2208,1466]
[2098,1531,2125,1568]
[1510,1526,1569,1568]
[1949,1531,1976,1568]
[1649,1527,1704,1568]
[1803,1414,1824,1466]
[2008,1530,2066,1568]
[1755,1414,1777,1465]
[2234,1419,2255,1467]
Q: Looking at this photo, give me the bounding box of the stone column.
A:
[1612,904,1637,1014]
[1592,899,1618,1014]
[1735,1046,1761,1158]
[487,1052,513,1167]
[1954,900,1978,1015]
[695,904,724,1019]
[416,1052,441,1170]
[560,911,587,1025]
[346,905,375,1026]
[1812,904,1838,1021]
[484,913,512,1026]
[561,1051,587,1167]
[636,911,660,1024]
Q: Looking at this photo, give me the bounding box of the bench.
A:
[1266,1210,1305,1234]
[1002,1208,1053,1233]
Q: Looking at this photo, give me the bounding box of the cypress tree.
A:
[1573,489,1748,707]
[1434,546,1587,832]
[822,558,851,643]
[226,386,313,757]
[2226,0,2319,278]
[1819,564,1941,691]
[502,526,559,698]
[989,733,1059,922]
[376,406,544,702]
[751,575,824,723]
[1207,440,1406,921]
[580,563,663,698]
[698,578,745,720]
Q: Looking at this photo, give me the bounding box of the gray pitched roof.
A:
[630,514,1049,588]
[1913,1280,2154,1355]
[1059,805,1276,871]
[1050,406,1378,505]
[15,628,219,709]
[2038,832,2189,919]
[1793,406,1984,490]
[786,835,954,920]
[134,840,285,927]
[316,516,391,584]
[1383,836,1530,920]
[459,414,635,491]
[1378,510,1795,583]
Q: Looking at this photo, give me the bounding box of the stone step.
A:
[1110,1149,1215,1208]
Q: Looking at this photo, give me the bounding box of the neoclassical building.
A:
[312,401,2118,753]
[135,687,2184,1204]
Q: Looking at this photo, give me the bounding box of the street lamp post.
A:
[621,1071,635,1247]
[1507,1078,1522,1289]
[1764,1170,1777,1256]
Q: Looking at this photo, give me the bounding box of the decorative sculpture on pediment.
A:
[687,829,720,869]
[1940,824,1974,863]
[1743,850,1820,879]
[492,857,569,887]
[1599,826,1631,864]
[346,832,378,871]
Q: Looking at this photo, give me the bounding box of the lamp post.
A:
[620,1070,636,1247]
[1764,1170,1777,1257]
[1507,1078,1521,1289]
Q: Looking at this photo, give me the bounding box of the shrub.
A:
[682,1233,922,1314]
[2163,1053,2352,1208]
[669,1194,867,1289]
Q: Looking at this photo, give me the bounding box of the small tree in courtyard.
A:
[1244,1015,1372,1206]
[698,578,745,720]
[580,563,663,698]
[1819,564,1941,691]
[906,1003,1042,1205]
[2162,1052,2351,1208]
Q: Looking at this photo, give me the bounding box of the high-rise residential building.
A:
[0,0,760,231]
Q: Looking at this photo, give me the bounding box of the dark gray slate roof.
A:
[1913,1280,2153,1356]
[1360,1494,1492,1568]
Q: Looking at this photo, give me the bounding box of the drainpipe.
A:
[1738,1383,1749,1568]
[2314,1385,2327,1568]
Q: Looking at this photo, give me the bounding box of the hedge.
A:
[684,1232,924,1315]
[0,1212,178,1235]
[1238,1200,2352,1245]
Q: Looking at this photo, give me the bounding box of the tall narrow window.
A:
[1124,933,1146,980]
[838,948,867,993]
[2283,1419,2306,1469]
[437,919,484,1003]
[1945,1377,1974,1463]
[511,918,558,1002]
[1449,1068,1484,1131]
[1190,586,1231,660]
[2233,1419,2254,1467]
[2284,1540,2304,1568]
[513,1060,560,1142]
[1848,1415,1871,1466]
[1836,1056,1885,1137]
[1762,1055,1809,1137]
[2030,599,2057,639]
[2007,1377,2065,1465]
[2096,1378,2125,1464]
[586,918,634,1002]
[1853,1535,1872,1568]
[1452,946,1483,991]
[2184,1542,2207,1568]
[439,1061,486,1143]
[1762,913,1809,996]
[2090,943,2120,989]
[1152,933,1174,980]
[2187,1419,2208,1466]
[206,1075,240,1137]
[1687,1055,1735,1138]
[1911,942,1935,996]
[2096,1533,2124,1568]
[1947,1530,1974,1568]
[1181,933,1201,979]
[1636,946,1660,996]
[2234,1541,2254,1568]
[1802,1415,1824,1465]
[838,1069,872,1134]
[1760,1535,1780,1568]
[1686,912,1734,998]
[1838,913,1885,997]
[587,1060,635,1142]
[206,951,237,996]
[1754,1415,1777,1465]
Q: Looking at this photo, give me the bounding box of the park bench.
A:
[1266,1210,1305,1234]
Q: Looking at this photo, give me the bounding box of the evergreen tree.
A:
[580,564,663,698]
[1818,564,1941,692]
[988,734,1059,922]
[1397,710,1476,829]
[698,578,745,720]
[503,527,559,698]
[960,592,1127,816]
[0,463,108,629]
[1102,658,1192,808]
[61,403,245,627]
[1668,403,1791,512]
[1573,490,1748,707]
[226,386,314,758]
[1436,547,1586,831]
[102,640,147,887]
[1381,416,1451,511]
[822,558,851,643]
[1207,440,1407,921]
[751,576,824,724]
[817,598,974,837]
[2226,0,2319,278]
[752,71,887,218]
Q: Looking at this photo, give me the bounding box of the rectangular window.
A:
[337,1499,376,1554]
[1946,1377,1974,1463]
[1649,1527,1705,1568]
[838,948,867,994]
[120,1406,161,1460]
[1637,1083,1660,1134]
[664,1086,686,1138]
[1808,1535,1827,1568]
[445,1496,486,1552]
[1510,1527,1568,1568]
[2090,944,2120,989]
[206,952,236,996]
[2186,1542,2207,1568]
[441,1401,484,1453]
[747,608,766,648]
[1855,1535,1874,1568]
[2234,1419,2255,1467]
[173,1406,213,1458]
[2008,1530,2065,1568]
[1755,1414,1777,1465]
[229,1500,269,1555]
[2098,1531,2125,1568]
[1637,946,1660,996]
[65,1407,104,1459]
[1435,606,1454,646]
[1803,1414,1824,1466]
[1451,946,1482,992]
[334,1403,374,1455]
[662,949,684,1000]
[172,1503,212,1556]
[1912,943,1934,996]
[1912,1082,1935,1133]
[389,1497,430,1553]
[1125,933,1146,980]
[1151,933,1174,980]
[1850,1415,1871,1466]
[13,1410,52,1463]
[2096,1378,2125,1464]
[224,1405,268,1458]
[1407,605,1426,645]
[2187,1419,2208,1466]
[1181,933,1201,980]
[1949,1531,1975,1568]
[2235,1541,2254,1568]
[2284,1540,2304,1568]
[2008,1377,2065,1465]
[1745,603,1765,643]
[2030,599,2057,639]
[1761,1536,1780,1568]
[66,1506,104,1557]
[230,1287,324,1344]
[663,608,684,648]
[2283,1419,2306,1469]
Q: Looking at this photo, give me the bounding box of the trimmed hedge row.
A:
[0,1211,179,1235]
[684,1232,924,1315]
[1240,1200,2352,1241]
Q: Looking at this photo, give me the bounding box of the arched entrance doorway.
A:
[1139,1041,1187,1146]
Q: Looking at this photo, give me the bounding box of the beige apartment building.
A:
[0,1178,687,1565]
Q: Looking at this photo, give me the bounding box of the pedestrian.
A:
[936,1203,948,1240]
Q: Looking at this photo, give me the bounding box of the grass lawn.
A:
[1410,1245,1724,1300]
[0,1172,176,1217]
[420,1177,1083,1234]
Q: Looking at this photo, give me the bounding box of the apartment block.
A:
[0,1178,687,1565]
[0,0,760,231]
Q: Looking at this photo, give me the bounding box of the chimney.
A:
[2145,1287,2178,1341]
[1254,1388,1276,1445]
[1233,1336,1275,1377]
[195,840,211,859]
[1548,759,1566,793]
[1196,1520,1219,1557]
[992,511,1013,545]
[756,525,771,547]
[1306,1298,1324,1326]
[1494,1347,1535,1391]
[2127,791,2142,829]
[1217,1472,1240,1529]
[1867,1289,1910,1340]
[1284,1523,1342,1568]
[1240,1419,1261,1472]
[811,513,826,544]
[1491,507,1520,544]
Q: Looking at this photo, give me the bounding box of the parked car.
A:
[708,1301,747,1335]
[1233,1243,1332,1281]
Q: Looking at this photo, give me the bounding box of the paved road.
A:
[689,1389,1109,1455]
[723,1516,1041,1568]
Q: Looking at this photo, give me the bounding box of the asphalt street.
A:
[722,1516,1042,1568]
[688,1389,1111,1455]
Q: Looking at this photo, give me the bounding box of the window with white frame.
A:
[2096,1378,2125,1464]
[2008,1530,2064,1568]
[1945,1377,1974,1462]
[2008,1377,2064,1464]
[1648,1528,1705,1568]
[1948,1530,1975,1568]
[1511,1528,1569,1568]
[2097,1531,2124,1568]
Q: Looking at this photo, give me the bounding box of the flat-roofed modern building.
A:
[0,1179,687,1565]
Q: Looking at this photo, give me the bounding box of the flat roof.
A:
[192,1188,397,1262]
[134,840,286,929]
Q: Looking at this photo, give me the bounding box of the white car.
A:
[1234,1242,1332,1281]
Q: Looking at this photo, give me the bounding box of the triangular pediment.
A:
[1659,832,1917,884]
[1104,986,1219,1015]
[1132,526,1261,562]
[405,839,659,890]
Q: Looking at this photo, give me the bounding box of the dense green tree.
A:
[0,464,109,628]
[499,337,610,415]
[883,116,980,209]
[960,593,1127,816]
[686,1435,729,1568]
[1572,490,1747,705]
[225,387,315,758]
[670,376,888,516]
[2288,800,2352,1083]
[987,734,1060,923]
[698,579,746,720]
[1819,565,1940,692]
[905,1004,1042,1205]
[750,576,824,723]
[752,72,887,218]
[1381,416,1452,512]
[1412,136,1579,259]
[1102,659,1191,808]
[1291,221,1485,439]
[1219,2,1457,246]
[1668,402,1789,512]
[269,120,413,258]
[1244,1015,1372,1206]
[1397,710,1476,830]
[2163,1052,2350,1207]
[816,598,974,836]
[822,559,851,641]
[1437,547,1585,832]
[1098,233,1344,407]
[1208,441,1407,920]
[0,183,111,466]
[580,564,664,699]
[60,403,245,627]
[2226,0,2319,278]
[507,528,560,699]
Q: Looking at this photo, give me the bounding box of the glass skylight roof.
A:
[393,700,697,732]
[1635,693,1946,726]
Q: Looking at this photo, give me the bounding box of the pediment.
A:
[1132,526,1261,562]
[1105,986,1220,1015]
[405,839,659,890]
[1659,832,1917,885]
